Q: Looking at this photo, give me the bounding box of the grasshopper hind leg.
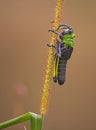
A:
[53,55,59,83]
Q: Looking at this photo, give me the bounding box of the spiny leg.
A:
[48,29,60,36]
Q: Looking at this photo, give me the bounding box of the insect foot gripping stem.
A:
[53,76,58,83]
[47,43,56,48]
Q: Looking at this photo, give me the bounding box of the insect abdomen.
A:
[58,58,67,85]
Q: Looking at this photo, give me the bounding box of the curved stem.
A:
[0,112,42,130]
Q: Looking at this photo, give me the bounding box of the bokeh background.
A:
[0,0,96,130]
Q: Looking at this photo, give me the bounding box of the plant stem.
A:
[30,113,42,130]
[0,112,42,130]
[40,0,64,115]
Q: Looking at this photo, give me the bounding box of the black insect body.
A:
[48,24,75,85]
[58,57,67,85]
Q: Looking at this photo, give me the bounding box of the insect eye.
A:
[64,29,69,33]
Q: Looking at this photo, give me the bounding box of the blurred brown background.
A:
[0,0,96,130]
